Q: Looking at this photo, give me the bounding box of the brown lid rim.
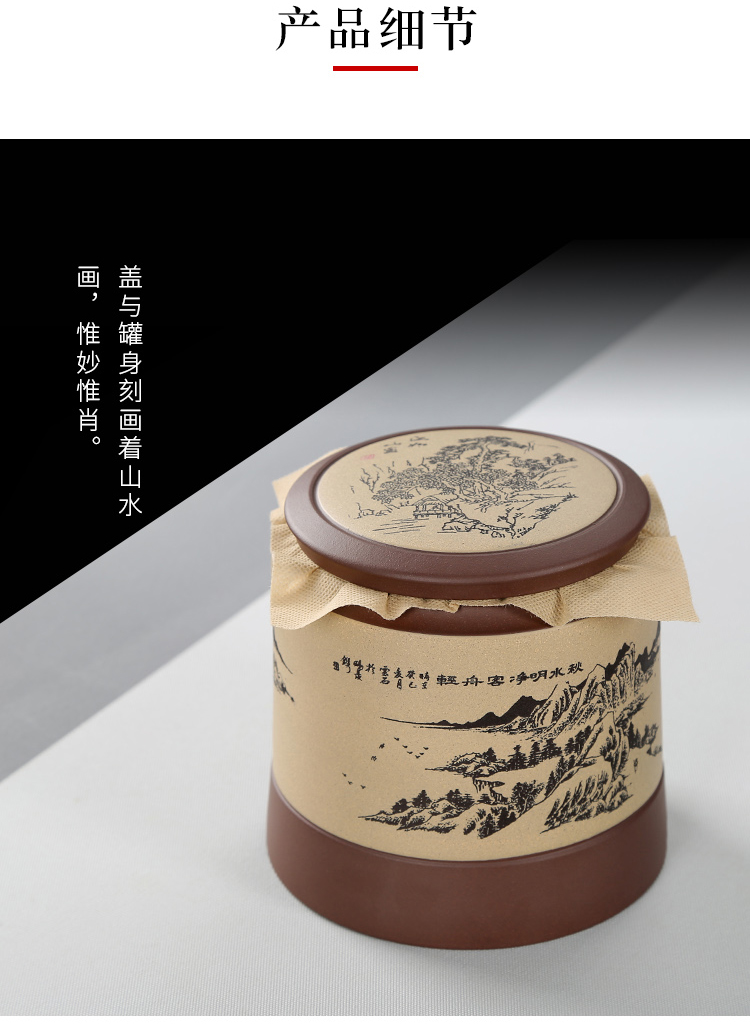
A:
[285,426,650,601]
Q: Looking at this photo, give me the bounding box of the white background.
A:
[2,2,750,137]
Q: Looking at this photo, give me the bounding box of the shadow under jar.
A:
[267,426,667,949]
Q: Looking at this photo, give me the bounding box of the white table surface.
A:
[1,256,748,1015]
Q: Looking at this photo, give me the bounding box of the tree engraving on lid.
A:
[317,428,618,554]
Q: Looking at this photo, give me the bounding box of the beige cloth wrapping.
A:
[270,458,698,630]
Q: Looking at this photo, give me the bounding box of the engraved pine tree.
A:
[368,436,577,539]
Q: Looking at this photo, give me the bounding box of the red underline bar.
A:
[333,65,418,71]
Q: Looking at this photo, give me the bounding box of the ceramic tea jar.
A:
[267,426,688,948]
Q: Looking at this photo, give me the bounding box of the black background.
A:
[4,238,568,623]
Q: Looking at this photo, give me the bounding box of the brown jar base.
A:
[267,773,667,949]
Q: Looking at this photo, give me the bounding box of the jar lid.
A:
[284,426,650,600]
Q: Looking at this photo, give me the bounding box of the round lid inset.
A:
[285,426,650,600]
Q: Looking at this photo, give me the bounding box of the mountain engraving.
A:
[361,626,661,840]
[382,695,546,730]
[273,633,294,703]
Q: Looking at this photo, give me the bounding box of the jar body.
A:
[268,607,666,947]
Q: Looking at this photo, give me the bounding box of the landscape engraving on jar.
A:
[272,614,663,863]
[268,424,698,947]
